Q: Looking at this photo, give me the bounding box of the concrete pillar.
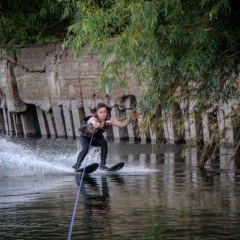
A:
[224,115,234,145]
[193,112,204,145]
[182,101,203,145]
[183,116,191,142]
[36,107,49,138]
[136,116,147,143]
[15,114,23,137]
[71,100,85,137]
[150,129,157,144]
[11,114,19,137]
[172,104,184,143]
[180,101,190,142]
[189,112,198,142]
[51,101,66,138]
[202,109,219,144]
[3,109,9,135]
[46,61,66,138]
[61,99,74,138]
[218,105,234,145]
[111,106,128,141]
[111,107,121,141]
[185,104,201,144]
[163,111,175,144]
[45,111,57,138]
[163,105,185,144]
[126,110,135,142]
[7,112,15,136]
[202,112,210,143]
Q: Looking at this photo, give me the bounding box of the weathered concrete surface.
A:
[0,43,145,141]
[0,42,238,145]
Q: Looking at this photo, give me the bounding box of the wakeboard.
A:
[106,162,124,172]
[76,163,99,174]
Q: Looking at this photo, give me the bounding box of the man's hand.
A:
[89,121,101,128]
[132,112,140,120]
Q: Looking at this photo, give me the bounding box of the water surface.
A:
[0,137,240,239]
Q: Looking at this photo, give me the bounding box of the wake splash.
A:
[0,137,161,178]
[0,138,75,178]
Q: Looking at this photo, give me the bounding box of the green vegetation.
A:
[0,0,71,52]
[1,0,240,167]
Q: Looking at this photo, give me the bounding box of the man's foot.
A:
[100,164,109,171]
[72,163,81,170]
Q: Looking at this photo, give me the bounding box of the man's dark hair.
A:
[96,103,108,111]
[96,103,111,116]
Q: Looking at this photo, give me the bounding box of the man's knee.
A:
[100,140,107,148]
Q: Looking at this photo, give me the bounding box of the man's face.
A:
[97,107,108,120]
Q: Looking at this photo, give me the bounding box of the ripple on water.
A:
[0,138,240,240]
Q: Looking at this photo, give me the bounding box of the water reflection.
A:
[76,175,114,239]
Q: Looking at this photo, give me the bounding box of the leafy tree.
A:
[1,0,240,167]
[65,0,240,167]
[0,0,71,53]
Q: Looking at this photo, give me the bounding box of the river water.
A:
[0,136,240,240]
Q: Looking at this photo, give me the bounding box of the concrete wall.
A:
[0,43,238,145]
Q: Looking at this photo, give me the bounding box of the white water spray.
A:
[0,138,77,178]
[0,137,161,178]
